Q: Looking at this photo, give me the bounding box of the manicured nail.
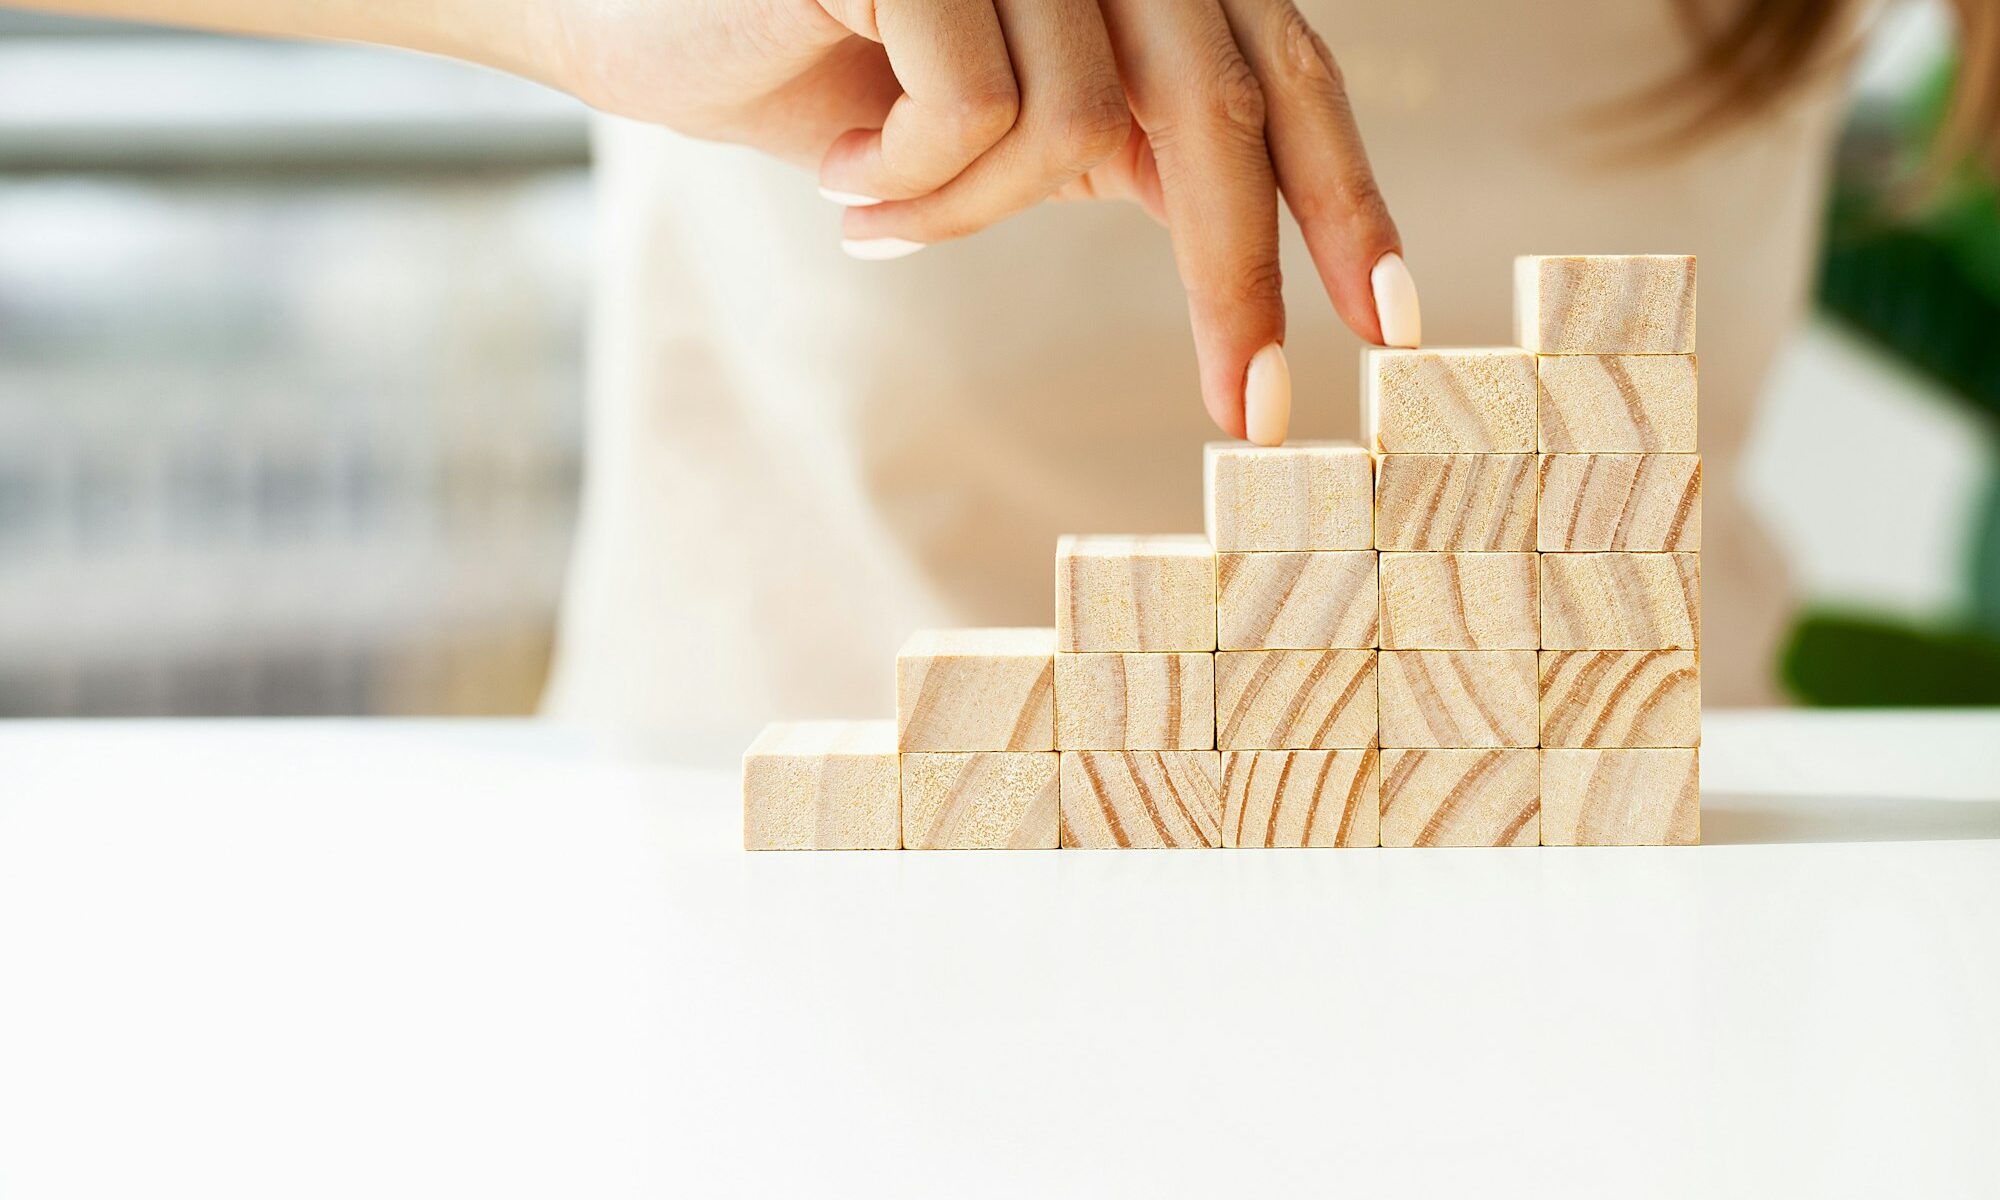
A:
[841,237,924,261]
[1243,342,1291,447]
[1370,251,1422,347]
[819,186,883,207]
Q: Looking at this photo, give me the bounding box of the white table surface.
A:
[3,712,1998,1198]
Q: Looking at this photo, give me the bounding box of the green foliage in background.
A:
[1782,611,2000,705]
[1790,56,2000,705]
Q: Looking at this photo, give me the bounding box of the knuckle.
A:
[946,78,1022,145]
[1192,47,1267,137]
[1048,87,1132,174]
[1191,255,1286,309]
[1272,7,1344,93]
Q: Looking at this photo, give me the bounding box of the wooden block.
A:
[1536,357,1698,452]
[1378,552,1540,650]
[1204,441,1374,551]
[1221,749,1380,848]
[1217,551,1377,650]
[1060,751,1222,848]
[742,720,900,850]
[1537,454,1701,551]
[1056,534,1215,652]
[896,627,1055,751]
[1362,348,1536,453]
[1379,748,1539,848]
[900,752,1059,850]
[1215,649,1378,750]
[1540,650,1701,748]
[1055,652,1214,750]
[1514,254,1696,354]
[1374,453,1537,552]
[1378,651,1537,748]
[1540,748,1700,845]
[1541,553,1700,650]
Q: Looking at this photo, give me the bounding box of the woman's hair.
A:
[1635,0,2000,171]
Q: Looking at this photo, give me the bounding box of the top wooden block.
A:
[1363,348,1536,452]
[1056,535,1216,653]
[896,627,1056,751]
[1514,255,1696,354]
[1204,441,1373,551]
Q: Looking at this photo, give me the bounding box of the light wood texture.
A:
[896,627,1055,751]
[1536,355,1698,452]
[1374,453,1537,551]
[1221,749,1380,848]
[1540,650,1701,748]
[1215,649,1378,750]
[1537,454,1701,551]
[900,751,1060,849]
[1060,751,1223,848]
[1514,254,1696,354]
[1204,441,1374,551]
[1378,552,1540,650]
[1377,651,1537,748]
[1379,748,1540,848]
[1540,748,1700,845]
[1055,653,1215,750]
[1217,551,1378,650]
[1362,348,1536,453]
[1541,553,1700,650]
[1056,534,1216,652]
[742,720,900,850]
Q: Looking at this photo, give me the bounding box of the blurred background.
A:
[1,0,1996,717]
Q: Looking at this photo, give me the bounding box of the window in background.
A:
[0,22,592,716]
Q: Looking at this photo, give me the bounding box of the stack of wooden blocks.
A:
[743,254,1701,851]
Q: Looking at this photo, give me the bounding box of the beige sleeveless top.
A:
[542,0,1847,760]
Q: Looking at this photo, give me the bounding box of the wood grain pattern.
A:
[1378,552,1540,650]
[900,752,1059,849]
[1054,652,1215,750]
[1375,454,1537,551]
[1363,348,1537,453]
[1379,748,1539,848]
[1221,749,1380,847]
[1514,254,1696,354]
[1060,750,1223,848]
[1540,650,1700,748]
[1215,649,1378,750]
[1537,454,1701,551]
[1217,551,1377,650]
[1377,651,1538,748]
[1540,748,1700,845]
[1056,534,1216,652]
[1205,441,1374,551]
[896,627,1056,751]
[743,720,900,850]
[1540,553,1700,650]
[1536,356,1698,453]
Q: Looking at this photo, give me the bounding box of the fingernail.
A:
[1243,342,1291,447]
[819,186,883,207]
[1370,251,1422,347]
[841,237,925,261]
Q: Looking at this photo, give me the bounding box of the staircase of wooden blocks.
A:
[744,254,1701,850]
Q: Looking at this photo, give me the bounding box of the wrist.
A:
[417,0,567,88]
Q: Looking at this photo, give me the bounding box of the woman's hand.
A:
[41,0,1417,443]
[539,0,1421,444]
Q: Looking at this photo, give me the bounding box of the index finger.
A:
[1101,0,1288,444]
[1221,0,1419,347]
[818,0,1021,204]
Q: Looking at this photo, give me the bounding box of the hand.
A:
[533,0,1423,444]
